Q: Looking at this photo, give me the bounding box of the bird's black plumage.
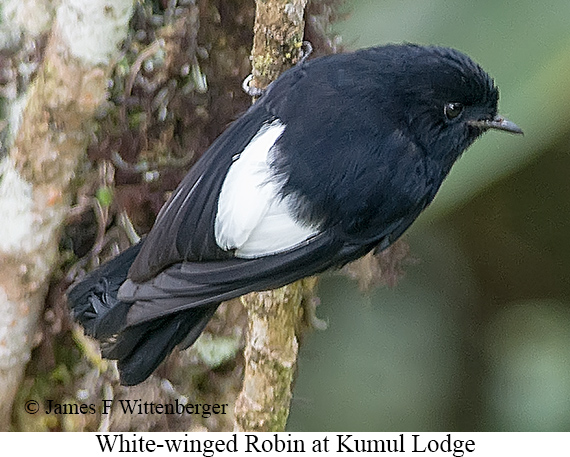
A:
[68,44,522,385]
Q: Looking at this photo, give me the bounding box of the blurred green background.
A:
[288,0,570,431]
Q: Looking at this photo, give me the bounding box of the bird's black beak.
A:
[469,115,523,135]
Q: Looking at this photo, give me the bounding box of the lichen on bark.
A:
[250,0,308,88]
[0,0,134,430]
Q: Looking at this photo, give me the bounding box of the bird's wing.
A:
[128,60,328,281]
[212,118,320,259]
[128,101,277,281]
[119,232,375,327]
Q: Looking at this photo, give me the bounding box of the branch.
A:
[0,0,133,430]
[234,0,312,433]
[249,0,308,89]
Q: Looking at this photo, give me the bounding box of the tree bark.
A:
[234,0,313,433]
[0,0,133,430]
[249,0,309,89]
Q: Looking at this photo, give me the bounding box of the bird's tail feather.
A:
[67,243,219,386]
[110,304,218,386]
[68,243,142,338]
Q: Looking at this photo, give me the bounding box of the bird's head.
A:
[371,45,522,166]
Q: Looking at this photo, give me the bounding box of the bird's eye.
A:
[444,102,464,121]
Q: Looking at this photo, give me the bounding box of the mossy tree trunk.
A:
[0,0,134,430]
[233,0,316,433]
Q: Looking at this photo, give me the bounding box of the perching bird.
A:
[68,44,522,385]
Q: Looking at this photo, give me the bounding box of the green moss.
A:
[95,185,113,207]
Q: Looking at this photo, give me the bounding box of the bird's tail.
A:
[67,243,219,386]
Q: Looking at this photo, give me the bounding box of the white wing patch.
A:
[214,119,319,258]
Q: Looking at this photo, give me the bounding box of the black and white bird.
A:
[68,44,522,385]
